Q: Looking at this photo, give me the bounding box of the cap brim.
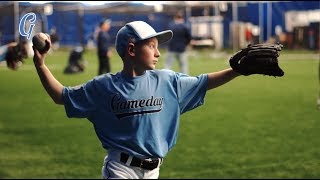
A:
[143,30,173,44]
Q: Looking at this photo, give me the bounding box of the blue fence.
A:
[0,1,319,48]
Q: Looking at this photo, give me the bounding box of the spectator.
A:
[97,19,113,75]
[165,12,192,74]
[0,40,28,70]
[318,59,320,109]
[308,28,315,50]
[245,23,253,45]
[63,46,87,74]
[49,27,59,50]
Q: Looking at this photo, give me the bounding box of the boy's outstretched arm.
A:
[207,68,240,90]
[33,40,64,105]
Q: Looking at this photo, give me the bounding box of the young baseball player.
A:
[33,21,241,179]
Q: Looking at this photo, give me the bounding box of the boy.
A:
[33,21,240,179]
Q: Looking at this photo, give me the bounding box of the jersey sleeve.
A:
[62,78,106,118]
[175,73,208,114]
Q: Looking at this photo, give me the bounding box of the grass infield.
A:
[0,47,319,178]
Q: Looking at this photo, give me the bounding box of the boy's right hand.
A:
[33,39,51,67]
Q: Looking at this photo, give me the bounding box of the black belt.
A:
[120,152,162,170]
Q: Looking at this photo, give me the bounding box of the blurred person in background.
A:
[63,46,87,74]
[318,59,320,109]
[165,11,192,74]
[97,19,113,75]
[245,23,253,45]
[0,40,28,70]
[49,26,59,50]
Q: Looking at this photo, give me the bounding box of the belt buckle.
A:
[139,160,144,169]
[140,159,152,170]
[129,155,162,170]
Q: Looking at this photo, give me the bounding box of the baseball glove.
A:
[229,43,284,77]
[5,41,28,70]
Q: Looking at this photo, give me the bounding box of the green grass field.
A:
[0,47,319,178]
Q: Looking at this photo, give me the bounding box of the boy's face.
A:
[134,37,160,70]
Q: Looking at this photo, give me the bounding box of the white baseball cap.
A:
[115,21,173,57]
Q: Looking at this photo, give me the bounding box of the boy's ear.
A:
[127,43,135,56]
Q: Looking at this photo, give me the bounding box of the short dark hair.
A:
[100,19,111,27]
[174,11,183,19]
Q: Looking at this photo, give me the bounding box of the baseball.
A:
[32,32,50,53]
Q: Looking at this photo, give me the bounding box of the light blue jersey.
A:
[62,69,208,158]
